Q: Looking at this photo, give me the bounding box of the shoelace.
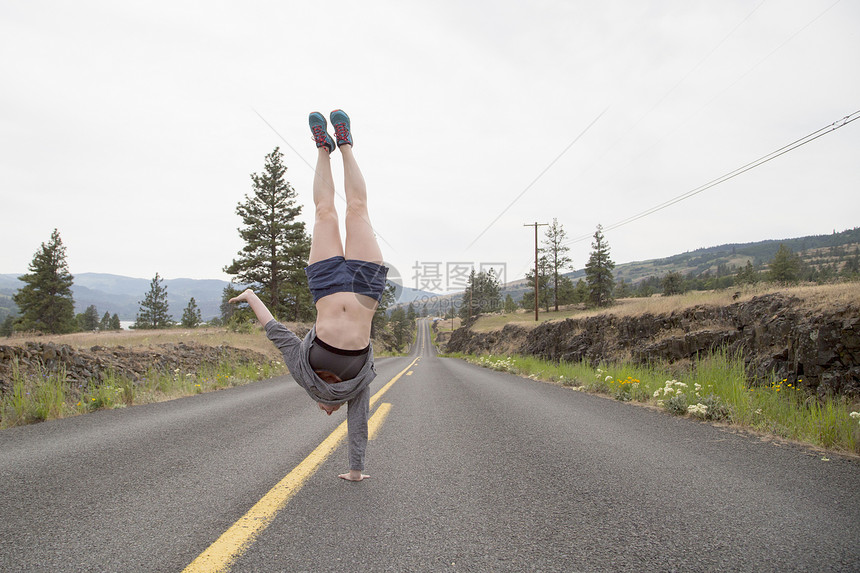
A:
[333,123,350,143]
[311,125,328,146]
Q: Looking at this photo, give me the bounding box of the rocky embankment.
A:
[445,292,860,397]
[0,341,272,393]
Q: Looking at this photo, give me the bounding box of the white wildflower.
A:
[653,389,662,398]
[656,400,664,407]
[605,375,614,382]
[687,403,708,417]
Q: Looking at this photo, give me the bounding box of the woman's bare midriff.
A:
[313,291,378,350]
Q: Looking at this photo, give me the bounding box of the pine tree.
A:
[768,244,800,284]
[13,229,77,334]
[181,297,203,328]
[504,294,516,313]
[555,275,576,305]
[584,224,615,307]
[522,258,551,312]
[736,260,759,285]
[542,218,573,311]
[110,314,121,330]
[372,284,396,337]
[390,306,409,351]
[134,273,172,329]
[79,305,100,331]
[573,279,589,303]
[459,269,502,319]
[1,315,15,337]
[662,272,684,296]
[100,311,112,331]
[224,148,312,321]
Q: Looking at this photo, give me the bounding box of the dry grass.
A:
[471,282,860,333]
[0,325,309,362]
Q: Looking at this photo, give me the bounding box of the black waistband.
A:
[313,336,369,356]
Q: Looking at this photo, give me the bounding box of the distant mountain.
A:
[0,273,233,321]
[0,272,438,322]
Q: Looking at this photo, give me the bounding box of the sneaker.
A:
[330,109,353,148]
[309,112,335,153]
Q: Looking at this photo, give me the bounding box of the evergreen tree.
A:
[573,279,589,304]
[768,244,801,284]
[522,256,552,312]
[841,255,860,279]
[1,315,15,337]
[100,311,112,331]
[584,224,615,307]
[504,294,516,313]
[542,218,573,311]
[390,306,409,352]
[555,275,576,305]
[181,297,203,328]
[79,305,100,331]
[224,148,312,321]
[220,284,249,325]
[662,272,685,296]
[614,278,631,299]
[406,302,417,323]
[13,229,77,334]
[736,260,759,285]
[461,269,502,318]
[110,314,121,330]
[372,283,396,337]
[134,272,172,329]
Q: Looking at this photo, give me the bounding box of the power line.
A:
[565,109,860,246]
[465,108,608,250]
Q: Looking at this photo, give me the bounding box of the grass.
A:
[444,348,860,455]
[0,319,414,428]
[1,357,285,428]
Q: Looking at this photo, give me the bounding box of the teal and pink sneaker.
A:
[330,109,353,148]
[309,112,335,153]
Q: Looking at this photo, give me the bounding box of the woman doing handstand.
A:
[229,110,387,482]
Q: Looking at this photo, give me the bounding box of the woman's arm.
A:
[228,289,275,327]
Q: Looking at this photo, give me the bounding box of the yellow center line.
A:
[182,355,419,573]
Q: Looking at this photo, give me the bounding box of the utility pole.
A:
[524,222,548,321]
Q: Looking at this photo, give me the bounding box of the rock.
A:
[0,340,274,397]
[446,293,860,397]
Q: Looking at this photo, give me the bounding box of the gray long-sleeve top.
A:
[265,319,376,471]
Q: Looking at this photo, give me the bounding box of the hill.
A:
[0,273,231,322]
[502,226,860,302]
[0,272,438,323]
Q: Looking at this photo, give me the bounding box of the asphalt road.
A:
[1,319,858,572]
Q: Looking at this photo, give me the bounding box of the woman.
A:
[230,110,388,481]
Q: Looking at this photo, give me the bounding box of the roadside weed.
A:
[460,349,858,454]
[1,358,286,428]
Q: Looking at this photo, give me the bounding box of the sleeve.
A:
[265,319,302,354]
[346,385,370,471]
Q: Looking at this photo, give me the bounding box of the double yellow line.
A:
[183,355,420,573]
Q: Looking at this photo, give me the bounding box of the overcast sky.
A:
[2,0,858,294]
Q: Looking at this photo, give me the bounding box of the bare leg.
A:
[342,145,383,263]
[308,148,344,265]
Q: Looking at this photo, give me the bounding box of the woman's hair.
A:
[314,370,343,384]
